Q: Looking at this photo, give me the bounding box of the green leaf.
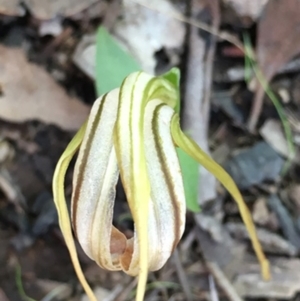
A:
[95,26,141,96]
[176,148,201,212]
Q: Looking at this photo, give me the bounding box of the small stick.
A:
[173,249,193,301]
[206,262,244,301]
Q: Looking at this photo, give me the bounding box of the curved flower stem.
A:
[52,122,97,301]
[171,115,270,281]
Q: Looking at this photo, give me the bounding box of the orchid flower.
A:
[52,69,270,301]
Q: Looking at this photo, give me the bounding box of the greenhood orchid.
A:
[52,69,270,301]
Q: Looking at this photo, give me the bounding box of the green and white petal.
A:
[114,72,179,300]
[144,100,186,271]
[72,89,124,270]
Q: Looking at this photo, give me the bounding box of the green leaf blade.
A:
[95,26,141,96]
[176,148,201,212]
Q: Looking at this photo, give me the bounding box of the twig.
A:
[42,27,73,59]
[105,284,124,301]
[173,249,193,301]
[209,275,219,301]
[115,278,138,301]
[247,85,264,133]
[206,262,244,301]
[40,285,69,301]
[182,0,220,204]
[180,227,196,252]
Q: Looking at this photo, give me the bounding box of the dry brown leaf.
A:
[0,288,10,301]
[24,0,99,19]
[248,0,300,131]
[257,0,300,80]
[0,45,89,130]
[0,0,24,16]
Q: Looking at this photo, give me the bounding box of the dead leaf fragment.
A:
[223,0,268,20]
[39,16,63,37]
[268,194,300,249]
[0,0,24,16]
[225,142,284,189]
[0,45,89,130]
[252,198,270,226]
[113,0,185,73]
[195,213,246,280]
[288,184,300,214]
[81,285,123,301]
[248,0,300,130]
[257,0,300,79]
[24,0,99,19]
[234,258,300,298]
[73,34,96,79]
[35,279,72,300]
[0,288,9,301]
[257,0,300,80]
[0,168,24,205]
[226,222,297,256]
[0,140,14,163]
[259,119,289,158]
